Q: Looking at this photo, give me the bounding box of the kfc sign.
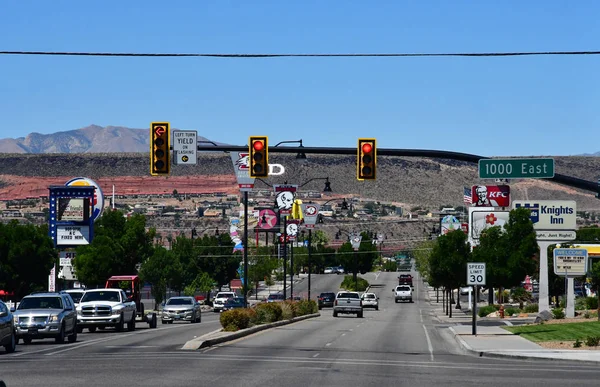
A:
[471,185,510,207]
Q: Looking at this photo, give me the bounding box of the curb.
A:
[181,312,321,350]
[448,327,600,364]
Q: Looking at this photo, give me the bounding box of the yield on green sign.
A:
[478,158,554,179]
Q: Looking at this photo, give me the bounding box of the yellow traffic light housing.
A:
[357,138,376,180]
[150,122,170,176]
[249,136,269,178]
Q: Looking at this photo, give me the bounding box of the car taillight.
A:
[319,297,323,301]
[334,300,338,306]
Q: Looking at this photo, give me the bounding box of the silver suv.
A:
[13,292,78,344]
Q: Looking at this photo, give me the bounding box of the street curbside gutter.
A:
[181,313,321,350]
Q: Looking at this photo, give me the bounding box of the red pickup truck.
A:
[398,274,413,286]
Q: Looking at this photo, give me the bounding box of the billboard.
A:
[471,185,510,207]
[469,207,510,240]
[512,200,576,230]
[57,198,90,222]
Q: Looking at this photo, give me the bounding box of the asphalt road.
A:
[2,271,600,386]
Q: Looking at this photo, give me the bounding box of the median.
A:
[182,299,319,350]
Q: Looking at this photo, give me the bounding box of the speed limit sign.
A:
[467,262,486,285]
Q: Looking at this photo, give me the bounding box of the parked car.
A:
[0,300,16,353]
[333,266,345,274]
[324,267,334,274]
[222,297,246,312]
[318,292,336,309]
[266,293,285,303]
[13,292,78,344]
[162,296,201,324]
[62,289,85,306]
[361,292,379,310]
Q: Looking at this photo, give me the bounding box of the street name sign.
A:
[478,158,554,179]
[467,262,486,285]
[173,130,197,165]
[553,248,588,276]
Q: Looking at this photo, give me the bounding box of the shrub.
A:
[340,275,370,291]
[296,299,317,316]
[478,305,497,317]
[280,300,297,320]
[504,307,519,317]
[574,339,582,348]
[585,336,600,347]
[253,302,283,324]
[524,304,539,313]
[220,309,251,331]
[584,311,592,319]
[585,297,598,310]
[552,308,565,319]
[575,297,588,311]
[382,260,397,272]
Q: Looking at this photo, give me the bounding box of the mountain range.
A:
[0,125,598,156]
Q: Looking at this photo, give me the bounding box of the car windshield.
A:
[18,296,63,310]
[338,293,359,299]
[226,298,244,305]
[397,286,411,291]
[268,294,284,300]
[81,291,121,303]
[166,298,193,305]
[363,294,376,299]
[217,293,234,299]
[320,293,335,298]
[67,292,84,303]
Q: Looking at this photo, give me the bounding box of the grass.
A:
[504,321,600,342]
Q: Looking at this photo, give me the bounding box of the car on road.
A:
[13,292,78,344]
[161,296,201,324]
[333,266,345,274]
[213,292,236,312]
[317,292,336,309]
[324,267,334,274]
[333,291,363,318]
[398,274,413,286]
[62,289,85,306]
[0,300,16,353]
[222,297,246,312]
[394,285,413,303]
[361,292,379,310]
[77,288,136,332]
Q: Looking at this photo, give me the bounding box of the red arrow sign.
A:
[154,126,165,137]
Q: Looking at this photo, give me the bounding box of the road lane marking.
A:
[422,324,434,362]
[105,345,158,348]
[325,343,332,346]
[419,309,423,323]
[312,353,320,358]
[341,333,346,336]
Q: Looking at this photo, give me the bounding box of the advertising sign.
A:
[48,265,56,292]
[56,225,91,246]
[301,203,320,228]
[469,207,510,240]
[513,200,576,230]
[440,215,462,235]
[57,198,90,222]
[230,152,255,192]
[273,184,298,215]
[59,251,76,267]
[553,248,588,276]
[471,185,511,207]
[285,219,300,241]
[256,208,279,231]
[65,177,104,222]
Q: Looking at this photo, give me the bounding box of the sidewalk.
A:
[253,275,307,300]
[425,283,600,363]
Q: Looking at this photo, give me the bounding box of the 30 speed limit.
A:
[467,263,486,285]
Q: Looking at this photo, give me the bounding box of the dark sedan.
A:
[318,292,336,310]
[222,297,246,312]
[0,301,16,353]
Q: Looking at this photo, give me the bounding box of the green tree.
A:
[248,247,278,299]
[184,272,214,300]
[576,226,600,243]
[310,230,329,246]
[413,240,436,281]
[0,221,57,298]
[138,246,182,307]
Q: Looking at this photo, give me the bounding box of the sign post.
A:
[478,158,554,179]
[467,262,486,335]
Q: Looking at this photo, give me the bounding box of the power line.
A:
[1,50,600,58]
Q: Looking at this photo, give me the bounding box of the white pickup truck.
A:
[394,285,413,303]
[76,288,137,332]
[333,291,363,318]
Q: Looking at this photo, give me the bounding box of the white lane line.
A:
[349,329,353,332]
[422,324,434,362]
[419,309,423,323]
[312,353,320,358]
[341,333,346,336]
[325,343,332,347]
[105,345,158,348]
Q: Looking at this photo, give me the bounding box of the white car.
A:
[212,292,236,313]
[361,292,379,310]
[324,267,334,274]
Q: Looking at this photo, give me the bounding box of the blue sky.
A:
[2,1,599,157]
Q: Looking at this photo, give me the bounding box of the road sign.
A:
[553,248,588,276]
[467,262,486,285]
[173,130,197,165]
[478,158,554,179]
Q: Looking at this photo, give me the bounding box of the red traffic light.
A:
[253,140,264,151]
[362,143,373,154]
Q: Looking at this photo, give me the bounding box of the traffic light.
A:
[249,136,269,178]
[357,138,376,180]
[150,122,170,176]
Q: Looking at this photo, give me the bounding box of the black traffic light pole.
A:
[194,145,600,194]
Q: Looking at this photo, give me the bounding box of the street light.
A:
[274,139,307,160]
[322,197,349,210]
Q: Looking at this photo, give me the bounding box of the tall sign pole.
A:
[301,202,320,301]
